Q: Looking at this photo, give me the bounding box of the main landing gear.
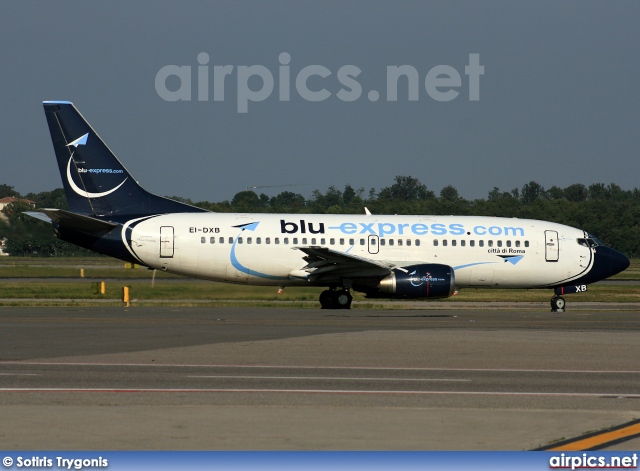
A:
[550,296,566,312]
[319,289,353,309]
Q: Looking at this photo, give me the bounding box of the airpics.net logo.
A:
[155,52,484,113]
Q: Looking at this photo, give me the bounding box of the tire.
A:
[334,290,353,309]
[550,296,566,312]
[319,290,333,309]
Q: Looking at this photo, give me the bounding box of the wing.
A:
[293,246,395,283]
[25,209,118,233]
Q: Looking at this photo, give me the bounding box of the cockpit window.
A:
[577,237,601,248]
[588,235,603,246]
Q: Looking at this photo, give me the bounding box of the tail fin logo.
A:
[65,133,128,199]
[66,133,89,148]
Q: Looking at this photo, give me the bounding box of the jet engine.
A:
[375,263,455,298]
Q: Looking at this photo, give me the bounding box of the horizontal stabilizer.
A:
[25,209,118,233]
[23,211,52,223]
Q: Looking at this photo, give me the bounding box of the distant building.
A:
[0,196,36,211]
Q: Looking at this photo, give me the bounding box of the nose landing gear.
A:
[550,296,566,312]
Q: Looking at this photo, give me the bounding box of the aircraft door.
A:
[160,226,174,258]
[368,235,379,254]
[545,230,559,262]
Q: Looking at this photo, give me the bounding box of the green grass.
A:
[0,280,636,303]
[0,257,182,279]
[0,256,638,306]
[0,280,323,300]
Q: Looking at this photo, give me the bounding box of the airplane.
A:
[27,101,630,312]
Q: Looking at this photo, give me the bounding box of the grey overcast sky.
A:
[1,1,639,202]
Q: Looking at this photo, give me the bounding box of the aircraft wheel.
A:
[550,296,566,312]
[319,290,334,309]
[334,290,353,309]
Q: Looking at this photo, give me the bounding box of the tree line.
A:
[1,178,639,257]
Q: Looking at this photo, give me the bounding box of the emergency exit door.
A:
[160,226,174,258]
[545,230,559,262]
[368,235,379,254]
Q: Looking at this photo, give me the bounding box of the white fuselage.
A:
[123,213,593,289]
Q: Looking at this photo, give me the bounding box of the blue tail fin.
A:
[43,101,205,218]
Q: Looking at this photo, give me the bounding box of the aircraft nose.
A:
[611,248,630,275]
[595,246,630,279]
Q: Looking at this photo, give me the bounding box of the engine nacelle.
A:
[376,263,455,299]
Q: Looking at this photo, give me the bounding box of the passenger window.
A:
[479,240,484,247]
[407,239,411,246]
[380,239,386,246]
[433,240,438,246]
[256,237,261,244]
[461,240,466,247]
[389,239,395,246]
[284,238,289,244]
[238,237,243,244]
[275,237,280,244]
[320,238,326,245]
[349,239,354,245]
[497,240,502,248]
[219,237,224,244]
[371,239,377,246]
[488,240,493,247]
[443,240,448,247]
[516,240,520,248]
[228,237,233,244]
[360,239,365,245]
[266,237,270,244]
[470,240,475,247]
[398,239,403,246]
[210,237,215,244]
[451,240,457,247]
[339,238,345,245]
[525,241,529,247]
[330,238,335,245]
[247,237,252,244]
[506,240,511,248]
[201,237,206,244]
[311,238,316,244]
[292,238,298,244]
[302,238,307,244]
[415,239,420,247]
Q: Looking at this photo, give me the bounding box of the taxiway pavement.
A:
[1,306,639,450]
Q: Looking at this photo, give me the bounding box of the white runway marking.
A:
[187,375,471,382]
[0,388,638,398]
